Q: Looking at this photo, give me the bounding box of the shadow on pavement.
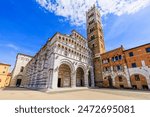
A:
[2,87,33,91]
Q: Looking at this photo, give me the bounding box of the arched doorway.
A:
[131,74,148,90]
[16,75,23,87]
[88,71,91,87]
[76,67,84,87]
[114,75,128,88]
[58,64,71,88]
[108,76,113,88]
[103,76,113,88]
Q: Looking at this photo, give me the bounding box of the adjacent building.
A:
[101,46,131,88]
[124,44,150,89]
[0,63,11,88]
[101,44,150,89]
[10,53,32,87]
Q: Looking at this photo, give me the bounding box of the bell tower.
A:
[86,5,106,86]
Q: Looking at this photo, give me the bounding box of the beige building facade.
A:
[0,63,11,88]
[10,53,32,87]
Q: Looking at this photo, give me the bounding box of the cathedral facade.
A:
[24,5,103,89]
[25,30,95,89]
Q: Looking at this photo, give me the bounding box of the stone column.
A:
[127,78,132,88]
[71,71,76,88]
[146,68,150,89]
[90,68,95,87]
[84,71,89,87]
[148,79,150,89]
[124,66,132,88]
[51,68,58,89]
[112,75,115,87]
[146,72,150,89]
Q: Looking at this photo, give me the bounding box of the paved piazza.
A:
[0,88,150,100]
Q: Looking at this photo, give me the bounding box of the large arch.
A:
[59,59,75,72]
[87,66,95,87]
[76,67,85,87]
[76,63,86,74]
[103,76,113,88]
[58,64,71,87]
[114,75,128,88]
[130,74,148,90]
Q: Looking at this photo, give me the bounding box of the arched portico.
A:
[51,59,75,89]
[114,75,128,88]
[76,67,85,87]
[103,76,113,88]
[130,74,149,90]
[58,64,71,87]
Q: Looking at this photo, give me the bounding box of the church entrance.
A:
[58,64,71,88]
[16,79,22,87]
[76,67,84,87]
[58,78,61,87]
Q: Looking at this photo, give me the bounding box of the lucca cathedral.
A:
[10,5,150,90]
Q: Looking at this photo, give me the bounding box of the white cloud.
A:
[36,0,150,26]
[6,44,19,50]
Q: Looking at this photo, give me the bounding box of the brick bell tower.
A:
[86,5,106,87]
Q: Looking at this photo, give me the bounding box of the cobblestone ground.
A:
[0,88,150,100]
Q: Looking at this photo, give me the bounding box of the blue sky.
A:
[0,0,150,71]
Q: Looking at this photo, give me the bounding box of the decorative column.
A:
[146,71,150,89]
[124,65,132,88]
[84,71,89,87]
[126,75,132,88]
[112,75,115,87]
[90,67,95,87]
[71,71,76,88]
[148,79,150,89]
[147,68,150,89]
[51,67,59,89]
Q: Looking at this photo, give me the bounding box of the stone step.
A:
[45,87,89,93]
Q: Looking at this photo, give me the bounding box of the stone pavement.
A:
[0,88,150,100]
